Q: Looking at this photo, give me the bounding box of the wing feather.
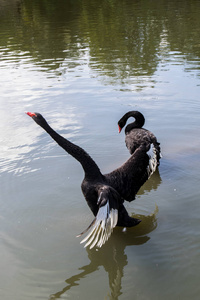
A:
[147,143,158,177]
[78,200,118,249]
[77,186,120,248]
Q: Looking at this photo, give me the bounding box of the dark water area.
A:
[0,0,200,299]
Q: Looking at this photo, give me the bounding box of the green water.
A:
[0,0,200,299]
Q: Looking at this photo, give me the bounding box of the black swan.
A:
[26,112,158,249]
[118,111,161,165]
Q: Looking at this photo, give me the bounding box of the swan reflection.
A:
[49,205,158,300]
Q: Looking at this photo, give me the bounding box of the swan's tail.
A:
[147,143,158,178]
[77,186,119,249]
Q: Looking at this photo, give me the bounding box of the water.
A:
[0,0,200,299]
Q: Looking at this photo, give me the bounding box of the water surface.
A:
[0,0,200,299]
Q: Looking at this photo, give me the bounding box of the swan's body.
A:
[27,112,159,248]
[118,111,161,163]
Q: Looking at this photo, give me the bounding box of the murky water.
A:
[0,0,200,299]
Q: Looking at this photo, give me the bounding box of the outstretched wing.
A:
[77,186,119,249]
[105,143,160,202]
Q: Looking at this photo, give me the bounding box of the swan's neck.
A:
[124,112,145,134]
[43,124,102,180]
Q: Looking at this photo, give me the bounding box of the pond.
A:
[0,0,200,299]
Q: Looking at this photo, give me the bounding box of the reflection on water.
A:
[0,0,200,299]
[0,109,81,175]
[1,0,200,87]
[138,169,162,195]
[50,206,158,300]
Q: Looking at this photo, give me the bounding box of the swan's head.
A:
[118,111,145,133]
[26,112,48,127]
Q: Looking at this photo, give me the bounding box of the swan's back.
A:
[126,127,160,158]
[105,144,150,202]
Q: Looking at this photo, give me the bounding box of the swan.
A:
[118,111,161,165]
[26,112,159,248]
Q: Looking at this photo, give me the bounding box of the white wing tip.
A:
[147,144,158,177]
[78,206,118,249]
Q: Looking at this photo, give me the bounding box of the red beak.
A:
[26,112,36,117]
[118,125,122,133]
